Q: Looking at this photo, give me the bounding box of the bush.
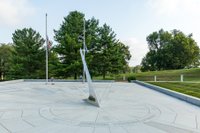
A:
[127,75,136,82]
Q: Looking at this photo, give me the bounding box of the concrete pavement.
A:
[0,81,199,133]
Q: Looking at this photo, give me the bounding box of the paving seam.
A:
[0,122,12,133]
[92,111,99,133]
[195,115,198,129]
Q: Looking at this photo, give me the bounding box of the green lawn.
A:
[127,68,200,99]
[127,68,200,81]
[56,68,200,82]
[147,82,200,98]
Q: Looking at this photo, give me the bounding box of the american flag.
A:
[46,36,52,50]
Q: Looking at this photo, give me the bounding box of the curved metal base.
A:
[83,96,100,107]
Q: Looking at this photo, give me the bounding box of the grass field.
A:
[128,68,200,81]
[147,82,200,98]
[125,68,200,98]
[69,68,200,98]
[52,68,200,81]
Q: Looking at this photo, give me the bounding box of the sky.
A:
[0,0,200,66]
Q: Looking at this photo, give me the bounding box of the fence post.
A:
[123,75,126,81]
[154,75,157,82]
[180,74,184,82]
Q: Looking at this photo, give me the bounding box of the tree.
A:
[109,42,131,74]
[91,24,131,79]
[11,28,45,78]
[132,65,142,73]
[169,31,199,68]
[48,48,60,78]
[54,11,131,79]
[94,24,117,79]
[141,29,200,71]
[0,43,13,80]
[54,11,84,79]
[85,17,99,50]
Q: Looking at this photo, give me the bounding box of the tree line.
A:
[1,11,199,80]
[0,11,131,80]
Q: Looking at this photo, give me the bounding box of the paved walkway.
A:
[0,81,199,133]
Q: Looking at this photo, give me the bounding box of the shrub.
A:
[127,75,136,82]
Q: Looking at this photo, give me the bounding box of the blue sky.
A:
[0,0,200,66]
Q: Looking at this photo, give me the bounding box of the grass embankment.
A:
[129,68,200,81]
[125,68,200,98]
[148,82,200,98]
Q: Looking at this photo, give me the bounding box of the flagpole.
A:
[83,18,86,83]
[45,13,48,84]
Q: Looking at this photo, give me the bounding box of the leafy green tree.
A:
[141,29,200,71]
[141,50,157,71]
[169,31,199,68]
[11,28,45,78]
[0,43,13,80]
[132,65,142,73]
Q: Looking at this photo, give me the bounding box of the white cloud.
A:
[123,38,148,67]
[0,0,35,26]
[147,0,200,16]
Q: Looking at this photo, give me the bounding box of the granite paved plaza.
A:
[0,81,199,133]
